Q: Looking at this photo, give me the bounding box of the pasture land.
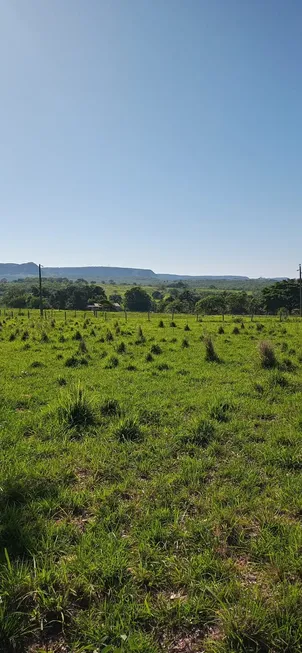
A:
[0,311,302,652]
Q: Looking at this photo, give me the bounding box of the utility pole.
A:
[39,264,43,317]
[298,264,302,318]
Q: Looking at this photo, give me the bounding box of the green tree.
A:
[195,294,226,315]
[124,287,152,312]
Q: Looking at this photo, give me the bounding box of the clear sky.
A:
[1,0,301,277]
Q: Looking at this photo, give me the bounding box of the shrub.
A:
[21,330,29,341]
[157,363,170,371]
[241,322,245,329]
[106,355,119,369]
[50,319,56,328]
[58,335,65,343]
[100,398,121,416]
[145,352,154,362]
[59,383,95,429]
[170,321,176,327]
[126,364,137,371]
[158,320,165,328]
[116,341,126,354]
[115,417,142,442]
[30,361,44,368]
[151,344,162,355]
[184,324,190,331]
[185,419,215,447]
[232,326,240,335]
[41,332,49,343]
[73,330,82,341]
[106,329,114,342]
[171,337,177,343]
[182,338,189,348]
[115,325,121,335]
[90,329,96,336]
[259,341,276,369]
[58,377,67,386]
[9,333,16,342]
[256,323,264,332]
[210,399,233,422]
[204,336,219,362]
[218,326,224,334]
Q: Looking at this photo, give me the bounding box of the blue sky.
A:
[0,0,301,277]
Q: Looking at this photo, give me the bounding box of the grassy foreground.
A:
[0,311,302,652]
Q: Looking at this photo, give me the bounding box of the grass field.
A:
[1,310,302,653]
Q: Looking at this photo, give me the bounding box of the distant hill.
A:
[0,262,38,278]
[157,274,250,281]
[0,262,287,284]
[0,263,156,281]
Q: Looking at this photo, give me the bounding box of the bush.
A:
[115,417,142,442]
[158,320,165,328]
[259,341,276,369]
[157,363,170,371]
[41,332,49,343]
[256,323,264,332]
[58,377,67,386]
[182,338,189,348]
[59,383,95,429]
[170,321,176,327]
[205,336,219,362]
[100,398,121,417]
[90,329,96,336]
[232,326,240,335]
[30,361,44,369]
[73,330,82,341]
[58,334,65,343]
[126,364,137,371]
[21,330,29,341]
[106,355,119,369]
[184,324,190,331]
[145,352,154,362]
[241,322,245,329]
[218,326,224,334]
[9,333,16,342]
[106,329,114,342]
[116,341,126,354]
[151,344,162,355]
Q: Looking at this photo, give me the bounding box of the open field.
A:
[0,311,302,652]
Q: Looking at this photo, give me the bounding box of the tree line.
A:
[0,278,300,315]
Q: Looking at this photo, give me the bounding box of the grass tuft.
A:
[59,383,95,428]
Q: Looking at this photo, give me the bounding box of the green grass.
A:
[0,310,302,652]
